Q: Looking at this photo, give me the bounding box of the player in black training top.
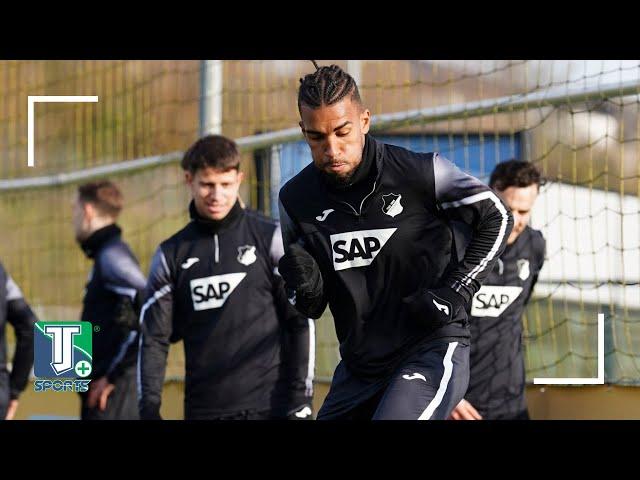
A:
[278,64,513,420]
[450,160,545,420]
[138,135,314,420]
[73,180,147,420]
[0,260,37,420]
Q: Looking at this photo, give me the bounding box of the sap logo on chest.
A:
[190,273,247,311]
[330,228,397,271]
[471,286,524,317]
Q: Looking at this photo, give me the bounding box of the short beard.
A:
[317,164,359,190]
[327,172,356,188]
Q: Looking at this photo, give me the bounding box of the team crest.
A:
[237,245,257,266]
[517,259,530,281]
[382,193,403,218]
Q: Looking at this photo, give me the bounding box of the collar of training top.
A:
[318,134,386,214]
[80,223,122,259]
[189,199,244,234]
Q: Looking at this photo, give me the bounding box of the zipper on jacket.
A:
[340,201,359,216]
[214,234,219,263]
[358,180,377,215]
[339,180,377,218]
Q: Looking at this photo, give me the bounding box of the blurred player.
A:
[73,180,146,420]
[0,261,37,420]
[450,160,545,420]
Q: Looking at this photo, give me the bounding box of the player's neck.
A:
[507,228,526,247]
[80,223,121,258]
[189,199,243,233]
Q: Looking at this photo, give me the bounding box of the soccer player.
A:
[450,160,545,420]
[138,134,314,420]
[0,261,37,420]
[278,64,513,420]
[72,180,146,420]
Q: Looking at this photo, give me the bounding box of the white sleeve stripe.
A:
[441,190,509,287]
[305,318,315,397]
[137,332,144,402]
[137,284,172,401]
[440,190,493,210]
[106,331,137,376]
[139,285,172,326]
[160,251,170,278]
[269,226,285,266]
[5,276,24,301]
[462,193,509,285]
[105,284,137,300]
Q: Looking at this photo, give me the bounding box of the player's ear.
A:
[237,170,244,185]
[84,201,96,221]
[299,121,306,137]
[184,170,194,186]
[360,108,371,134]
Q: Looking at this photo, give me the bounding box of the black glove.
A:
[114,293,142,332]
[402,286,468,329]
[140,404,163,420]
[278,244,325,318]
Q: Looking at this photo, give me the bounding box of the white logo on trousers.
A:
[402,373,427,382]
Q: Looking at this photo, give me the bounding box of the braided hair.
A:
[298,63,362,112]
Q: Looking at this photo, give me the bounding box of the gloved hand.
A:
[114,293,143,332]
[140,404,163,420]
[278,244,322,296]
[278,244,325,318]
[402,286,468,328]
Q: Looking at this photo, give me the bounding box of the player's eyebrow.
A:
[303,121,352,136]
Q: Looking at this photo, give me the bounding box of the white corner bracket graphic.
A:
[28,96,99,167]
[533,313,605,385]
